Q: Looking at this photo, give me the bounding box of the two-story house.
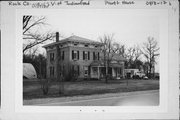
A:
[43,32,125,81]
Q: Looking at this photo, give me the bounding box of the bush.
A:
[39,79,50,95]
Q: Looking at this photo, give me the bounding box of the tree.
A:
[99,34,117,83]
[113,43,126,58]
[123,45,142,69]
[23,15,55,53]
[141,37,159,78]
[23,16,56,95]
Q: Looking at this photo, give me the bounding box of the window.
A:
[83,51,90,60]
[50,66,54,77]
[72,65,80,76]
[72,50,79,60]
[84,44,89,47]
[93,52,99,60]
[84,66,88,76]
[74,44,78,46]
[50,53,54,62]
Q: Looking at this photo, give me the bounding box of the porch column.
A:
[90,67,92,78]
[97,66,100,79]
[122,66,125,78]
[112,67,115,77]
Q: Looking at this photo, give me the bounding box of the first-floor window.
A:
[72,65,80,76]
[84,66,88,76]
[50,66,54,77]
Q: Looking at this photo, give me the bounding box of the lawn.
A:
[23,79,159,100]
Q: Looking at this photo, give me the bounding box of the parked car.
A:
[133,71,146,79]
[143,76,148,80]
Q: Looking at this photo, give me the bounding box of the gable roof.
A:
[43,35,102,48]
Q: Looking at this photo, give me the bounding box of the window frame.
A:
[50,53,54,62]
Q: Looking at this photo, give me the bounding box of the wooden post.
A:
[97,66,100,80]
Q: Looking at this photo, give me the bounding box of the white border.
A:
[1,0,178,119]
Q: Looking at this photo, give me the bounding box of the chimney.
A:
[56,32,59,42]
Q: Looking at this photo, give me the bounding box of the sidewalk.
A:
[24,90,159,105]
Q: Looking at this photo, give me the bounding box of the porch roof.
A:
[90,61,104,66]
[90,61,123,68]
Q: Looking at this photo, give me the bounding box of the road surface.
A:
[36,90,159,106]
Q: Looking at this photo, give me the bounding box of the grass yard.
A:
[23,79,159,100]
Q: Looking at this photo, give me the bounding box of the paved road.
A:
[38,91,159,106]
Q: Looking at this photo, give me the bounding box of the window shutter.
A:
[62,51,64,60]
[53,53,54,60]
[77,51,79,60]
[59,51,61,60]
[93,52,95,60]
[88,51,90,60]
[98,52,99,60]
[52,67,54,76]
[88,66,90,75]
[72,50,74,60]
[78,65,80,75]
[83,51,85,60]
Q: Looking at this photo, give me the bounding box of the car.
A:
[133,71,146,79]
[143,76,148,80]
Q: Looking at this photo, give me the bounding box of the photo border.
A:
[1,0,178,119]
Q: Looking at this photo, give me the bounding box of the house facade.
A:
[43,32,126,81]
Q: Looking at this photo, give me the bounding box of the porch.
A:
[90,61,124,80]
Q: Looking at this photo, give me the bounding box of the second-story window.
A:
[50,53,54,62]
[83,51,90,60]
[93,52,99,60]
[84,44,89,47]
[72,50,79,60]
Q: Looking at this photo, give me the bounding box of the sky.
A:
[46,9,159,47]
[38,9,160,72]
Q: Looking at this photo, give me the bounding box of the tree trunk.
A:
[105,60,108,83]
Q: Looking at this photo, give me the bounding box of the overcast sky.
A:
[46,9,159,48]
[42,9,160,72]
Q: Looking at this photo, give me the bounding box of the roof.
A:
[90,60,104,66]
[43,35,102,48]
[90,60,124,67]
[99,53,126,61]
[112,54,126,61]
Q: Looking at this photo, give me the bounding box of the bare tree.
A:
[122,45,142,69]
[113,43,126,58]
[141,37,159,78]
[23,15,55,53]
[99,34,117,83]
[23,16,56,95]
[133,45,142,61]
